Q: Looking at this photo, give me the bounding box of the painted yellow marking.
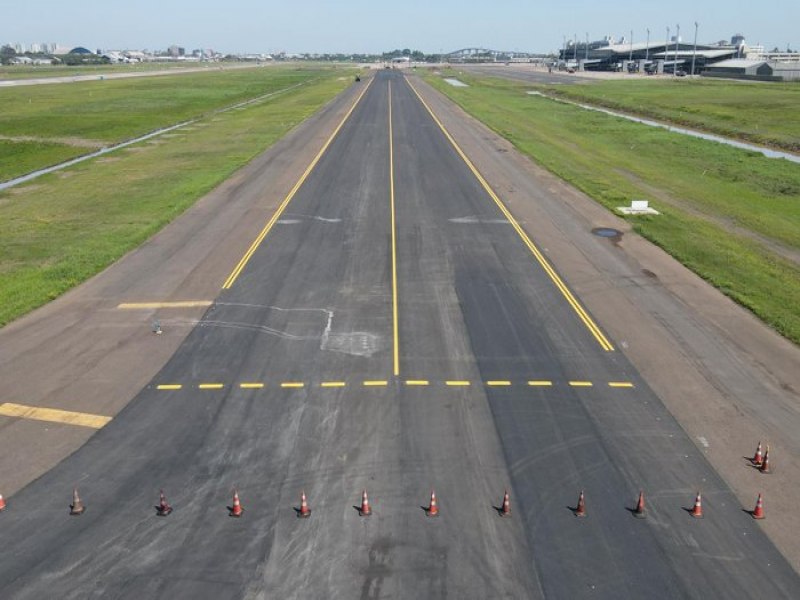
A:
[446,380,471,386]
[117,301,212,309]
[281,382,305,388]
[198,383,224,390]
[487,380,512,387]
[569,381,594,387]
[321,381,346,388]
[609,382,634,388]
[528,380,553,387]
[389,80,400,376]
[239,383,264,389]
[157,384,182,390]
[405,79,614,352]
[0,402,111,429]
[222,78,374,289]
[363,380,388,387]
[405,380,430,386]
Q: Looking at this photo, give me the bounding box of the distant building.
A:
[704,59,800,81]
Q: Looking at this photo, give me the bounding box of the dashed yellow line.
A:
[405,380,430,386]
[486,380,512,387]
[281,382,305,389]
[239,383,264,389]
[528,380,553,387]
[198,383,224,390]
[609,382,634,388]
[569,381,593,387]
[446,380,471,387]
[117,301,213,309]
[363,380,389,387]
[321,381,346,388]
[0,403,111,429]
[405,78,614,352]
[157,384,182,390]
[153,378,638,390]
[222,78,374,289]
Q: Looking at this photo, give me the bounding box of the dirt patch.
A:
[0,134,106,149]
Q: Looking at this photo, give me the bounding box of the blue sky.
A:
[4,0,798,54]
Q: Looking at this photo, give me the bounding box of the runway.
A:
[0,70,796,598]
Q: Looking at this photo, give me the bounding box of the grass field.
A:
[540,78,800,153]
[0,62,237,80]
[0,70,352,326]
[424,70,800,345]
[0,66,332,182]
[0,139,86,182]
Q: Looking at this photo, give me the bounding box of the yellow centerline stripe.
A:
[528,380,553,386]
[569,381,594,387]
[363,380,388,387]
[281,382,305,388]
[157,384,182,390]
[609,382,634,388]
[321,381,346,388]
[198,383,224,390]
[222,78,374,289]
[487,380,512,387]
[0,402,111,429]
[405,380,430,386]
[117,301,212,309]
[404,79,614,352]
[389,80,401,376]
[446,380,471,386]
[239,383,264,389]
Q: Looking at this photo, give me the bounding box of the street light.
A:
[665,26,670,75]
[674,24,680,75]
[629,29,634,64]
[646,28,650,62]
[691,22,699,75]
[585,32,589,62]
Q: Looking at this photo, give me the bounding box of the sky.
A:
[4,0,798,55]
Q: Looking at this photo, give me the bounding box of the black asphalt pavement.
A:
[0,70,797,599]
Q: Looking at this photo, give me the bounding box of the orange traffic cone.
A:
[69,488,85,516]
[297,491,311,518]
[751,493,765,520]
[751,441,763,466]
[156,490,173,516]
[574,490,586,517]
[633,490,646,519]
[498,490,511,517]
[359,489,372,516]
[426,490,439,517]
[229,489,244,517]
[760,446,771,474]
[0,494,6,511]
[689,491,703,518]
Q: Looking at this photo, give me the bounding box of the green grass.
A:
[540,79,800,153]
[424,70,800,345]
[0,139,86,181]
[0,71,353,326]
[0,62,243,80]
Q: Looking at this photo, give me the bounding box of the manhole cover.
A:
[591,227,622,238]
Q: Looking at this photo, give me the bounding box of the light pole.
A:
[629,29,634,63]
[585,32,589,62]
[665,26,670,75]
[573,33,577,62]
[691,22,699,75]
[646,28,650,62]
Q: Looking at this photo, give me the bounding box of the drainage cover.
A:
[591,227,621,238]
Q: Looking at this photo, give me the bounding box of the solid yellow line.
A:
[222,78,375,289]
[117,301,212,309]
[446,380,471,386]
[569,381,593,387]
[363,380,388,387]
[389,80,400,376]
[239,383,264,389]
[405,380,430,386]
[405,79,614,352]
[487,380,512,387]
[0,402,111,429]
[281,382,305,388]
[609,382,634,388]
[321,381,346,388]
[528,380,553,387]
[157,384,182,390]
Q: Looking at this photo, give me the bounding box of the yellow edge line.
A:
[321,381,346,388]
[363,380,388,387]
[198,383,224,389]
[239,383,264,389]
[157,384,182,390]
[405,380,429,386]
[389,80,400,376]
[446,380,471,386]
[281,382,305,388]
[609,382,634,388]
[222,78,375,289]
[528,380,553,386]
[569,381,594,387]
[487,380,512,387]
[405,78,614,352]
[118,301,212,309]
[0,402,111,429]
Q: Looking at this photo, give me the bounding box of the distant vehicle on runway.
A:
[355,75,361,82]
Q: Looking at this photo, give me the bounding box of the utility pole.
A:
[585,32,589,61]
[691,22,699,75]
[665,26,670,75]
[629,30,634,62]
[674,24,680,75]
[573,33,577,62]
[646,28,650,62]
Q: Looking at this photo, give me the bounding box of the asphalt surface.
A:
[0,70,797,599]
[458,63,589,84]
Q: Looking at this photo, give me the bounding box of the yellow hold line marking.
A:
[222,78,374,289]
[157,384,182,390]
[405,380,429,386]
[239,383,264,389]
[609,382,634,388]
[321,381,346,388]
[198,383,224,390]
[117,301,213,309]
[389,80,401,376]
[569,381,593,387]
[405,79,614,352]
[281,382,305,388]
[487,380,512,387]
[528,380,553,387]
[363,380,389,387]
[0,402,111,429]
[446,380,471,386]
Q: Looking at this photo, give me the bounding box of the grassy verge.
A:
[539,78,800,153]
[0,139,86,181]
[0,62,251,80]
[423,70,800,345]
[0,71,352,326]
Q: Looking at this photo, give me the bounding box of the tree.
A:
[0,45,16,65]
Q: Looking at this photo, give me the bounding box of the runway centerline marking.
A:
[157,384,182,390]
[198,383,224,390]
[404,78,614,352]
[569,381,594,387]
[281,382,305,388]
[363,380,389,387]
[321,381,346,388]
[609,381,634,388]
[389,79,400,376]
[0,403,111,429]
[486,380,512,387]
[528,380,553,386]
[405,380,430,386]
[239,382,264,389]
[446,380,471,386]
[222,77,374,289]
